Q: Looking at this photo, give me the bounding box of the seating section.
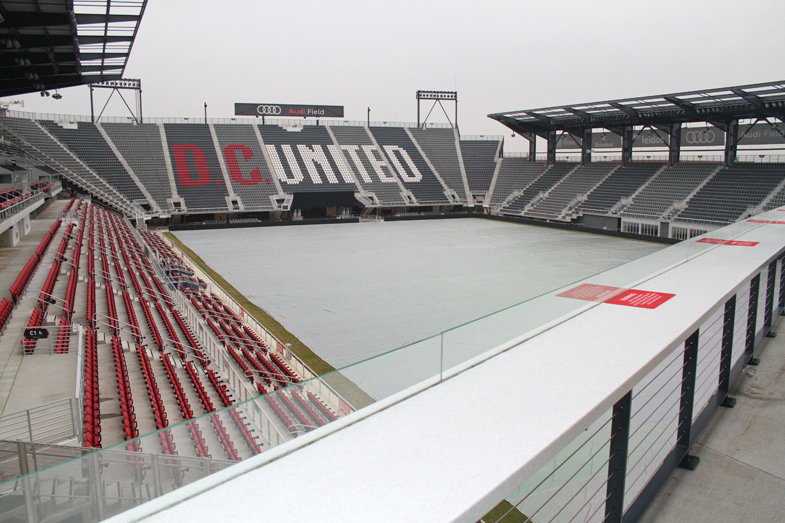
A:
[101,123,173,209]
[577,163,664,215]
[676,163,785,224]
[0,298,12,334]
[39,121,146,203]
[0,117,135,213]
[764,183,785,212]
[213,124,278,210]
[622,163,720,219]
[409,128,468,202]
[8,218,60,302]
[369,126,450,205]
[163,123,229,210]
[330,126,407,206]
[524,163,618,220]
[488,159,549,206]
[501,163,578,214]
[258,124,359,194]
[461,140,500,196]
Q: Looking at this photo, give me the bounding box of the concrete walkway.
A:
[0,198,76,415]
[641,320,785,523]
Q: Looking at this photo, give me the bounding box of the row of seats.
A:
[83,328,102,447]
[0,191,34,210]
[54,316,70,354]
[9,218,61,302]
[205,368,263,456]
[0,297,12,334]
[64,212,86,320]
[38,223,74,310]
[22,306,44,354]
[112,335,139,441]
[136,345,169,432]
[184,361,241,461]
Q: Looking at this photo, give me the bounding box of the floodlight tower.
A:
[417,90,457,130]
[89,79,143,123]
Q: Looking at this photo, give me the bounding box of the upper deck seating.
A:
[0,117,134,213]
[502,163,577,213]
[163,124,229,211]
[39,121,145,203]
[329,126,407,206]
[676,163,785,224]
[577,162,663,215]
[489,159,548,206]
[101,123,173,210]
[460,140,500,196]
[258,124,359,195]
[622,163,719,219]
[525,163,617,219]
[409,128,468,202]
[369,126,450,205]
[213,124,278,210]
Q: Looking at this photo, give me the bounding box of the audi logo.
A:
[685,130,716,144]
[256,105,282,115]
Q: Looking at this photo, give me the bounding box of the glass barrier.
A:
[0,217,776,522]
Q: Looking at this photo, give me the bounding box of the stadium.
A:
[1,1,785,522]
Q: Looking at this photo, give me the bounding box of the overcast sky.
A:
[5,0,785,152]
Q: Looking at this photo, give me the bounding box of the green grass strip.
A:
[482,500,529,523]
[164,232,375,408]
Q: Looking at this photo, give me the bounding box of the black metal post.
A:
[677,329,700,470]
[746,274,760,359]
[90,85,95,123]
[527,132,536,161]
[546,131,557,164]
[621,127,633,166]
[668,124,681,165]
[605,391,632,523]
[719,296,736,407]
[725,120,739,166]
[779,258,785,311]
[581,128,592,165]
[764,261,776,334]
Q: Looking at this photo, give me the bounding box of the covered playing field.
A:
[175,218,664,370]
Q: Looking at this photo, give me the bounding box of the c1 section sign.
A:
[235,103,344,118]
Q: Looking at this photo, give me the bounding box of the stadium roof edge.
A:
[0,0,147,97]
[489,80,785,137]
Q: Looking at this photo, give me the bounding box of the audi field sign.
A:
[235,103,344,118]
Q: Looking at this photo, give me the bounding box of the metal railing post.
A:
[151,453,163,498]
[677,329,700,470]
[604,390,631,523]
[89,451,105,521]
[746,274,760,363]
[719,296,736,407]
[779,258,785,312]
[764,261,776,333]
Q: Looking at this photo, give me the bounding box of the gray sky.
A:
[5,0,785,152]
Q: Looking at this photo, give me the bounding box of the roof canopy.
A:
[0,0,147,97]
[489,80,785,137]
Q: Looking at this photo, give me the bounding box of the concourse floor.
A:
[640,319,785,523]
